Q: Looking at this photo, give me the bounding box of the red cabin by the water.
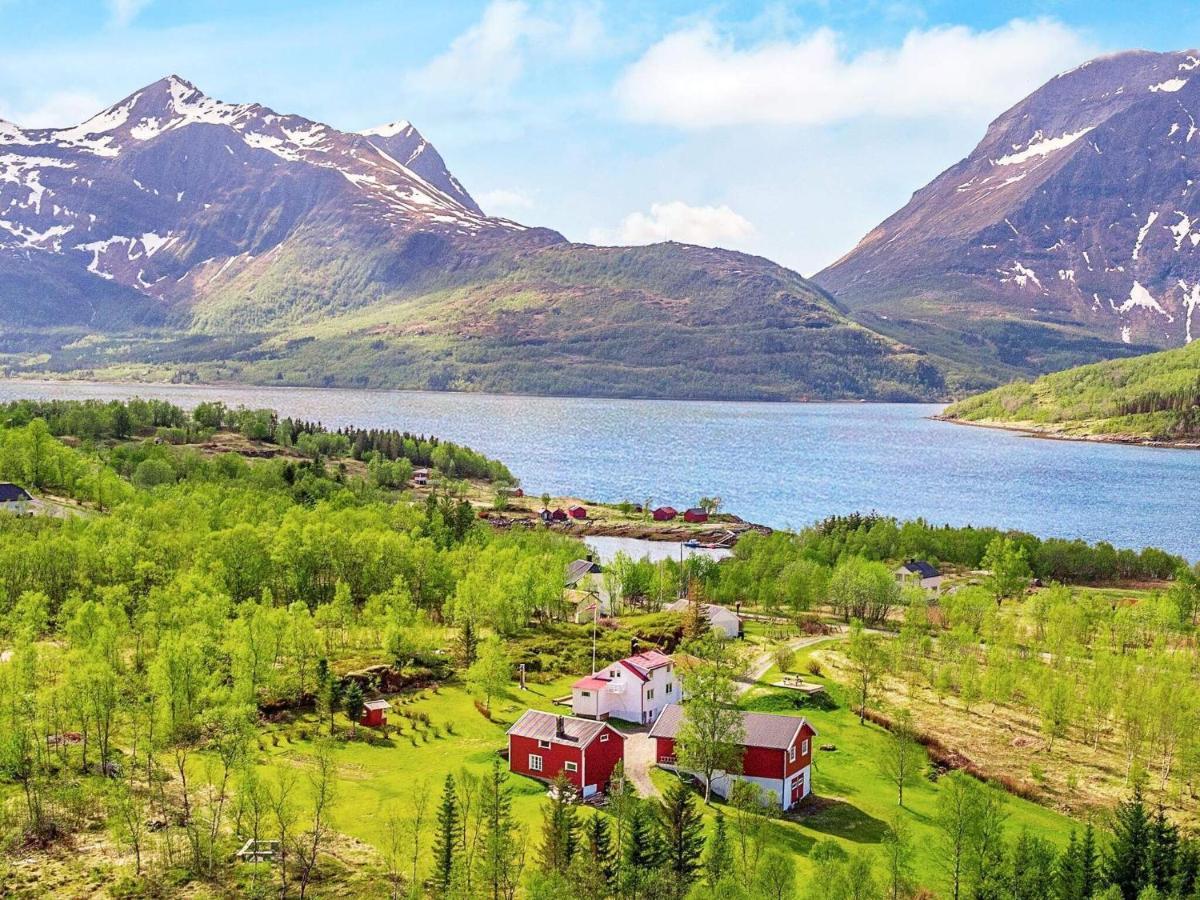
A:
[683,508,709,523]
[506,710,625,798]
[652,506,678,521]
[649,704,816,809]
[359,698,391,728]
[568,505,588,520]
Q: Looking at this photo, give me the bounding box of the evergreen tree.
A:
[1106,787,1152,900]
[1172,839,1199,898]
[343,681,364,735]
[583,811,615,890]
[433,774,459,895]
[1146,805,1179,893]
[478,758,522,900]
[622,801,662,879]
[657,780,705,893]
[703,813,734,890]
[1010,830,1058,900]
[455,618,479,669]
[539,774,579,874]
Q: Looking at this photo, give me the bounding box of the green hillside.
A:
[943,339,1200,442]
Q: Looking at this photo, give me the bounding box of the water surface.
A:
[2,380,1196,558]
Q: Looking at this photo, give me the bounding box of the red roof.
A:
[572,676,609,691]
[618,650,673,681]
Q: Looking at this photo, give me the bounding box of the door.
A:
[790,774,803,806]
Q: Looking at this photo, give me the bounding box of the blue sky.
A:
[1,1,1197,273]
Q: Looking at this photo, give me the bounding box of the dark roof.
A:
[565,558,601,587]
[684,507,707,515]
[0,483,31,503]
[507,710,615,747]
[899,559,941,579]
[648,703,815,750]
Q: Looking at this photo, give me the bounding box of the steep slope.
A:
[817,49,1200,377]
[0,76,944,400]
[943,340,1200,444]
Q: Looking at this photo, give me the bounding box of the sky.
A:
[1,1,1197,275]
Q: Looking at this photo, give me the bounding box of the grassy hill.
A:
[943,339,1200,442]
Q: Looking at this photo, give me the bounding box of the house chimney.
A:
[555,715,566,738]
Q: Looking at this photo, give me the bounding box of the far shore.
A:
[932,413,1200,451]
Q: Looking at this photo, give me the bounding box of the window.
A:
[646,689,654,700]
[788,746,797,763]
[609,669,617,678]
[599,733,609,742]
[802,739,809,756]
[581,690,591,697]
[665,682,673,694]
[529,755,543,772]
[564,761,578,773]
[538,739,551,749]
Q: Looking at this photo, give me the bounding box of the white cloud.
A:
[591,201,755,249]
[0,90,104,128]
[107,0,153,28]
[615,17,1093,128]
[477,188,535,215]
[406,0,604,106]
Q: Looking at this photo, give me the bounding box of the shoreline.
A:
[932,414,1200,451]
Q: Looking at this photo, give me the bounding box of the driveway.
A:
[622,731,660,799]
[735,633,839,695]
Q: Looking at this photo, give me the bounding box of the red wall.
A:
[655,723,815,779]
[509,734,586,790]
[583,726,625,788]
[655,736,676,763]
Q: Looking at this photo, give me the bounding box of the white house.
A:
[665,599,741,639]
[0,484,32,515]
[571,649,683,725]
[894,559,945,593]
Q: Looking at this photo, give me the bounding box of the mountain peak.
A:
[360,120,414,139]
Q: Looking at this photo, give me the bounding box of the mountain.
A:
[0,76,944,400]
[817,49,1200,379]
[942,340,1200,444]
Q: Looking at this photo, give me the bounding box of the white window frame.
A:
[665,682,673,694]
[529,754,543,772]
[646,688,654,700]
[788,745,797,763]
[599,733,609,742]
[581,690,591,697]
[564,761,578,773]
[801,739,809,755]
[538,739,551,749]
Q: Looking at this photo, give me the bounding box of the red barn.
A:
[683,508,709,523]
[360,698,391,728]
[550,508,569,522]
[568,505,588,520]
[649,704,816,809]
[652,506,678,521]
[506,710,625,798]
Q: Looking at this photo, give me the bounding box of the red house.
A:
[683,508,709,524]
[648,704,816,809]
[360,698,391,728]
[550,508,569,522]
[652,506,678,521]
[506,710,625,798]
[568,505,588,520]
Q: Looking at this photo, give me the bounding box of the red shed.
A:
[568,505,588,520]
[649,704,816,809]
[360,698,391,728]
[506,710,625,798]
[550,508,569,522]
[683,508,709,523]
[652,506,678,521]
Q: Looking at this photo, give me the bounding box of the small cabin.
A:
[652,506,678,521]
[683,507,708,523]
[568,505,587,520]
[360,698,391,728]
[551,508,569,522]
[412,468,430,487]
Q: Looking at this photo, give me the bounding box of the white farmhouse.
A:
[0,484,32,515]
[571,649,683,725]
[894,559,945,593]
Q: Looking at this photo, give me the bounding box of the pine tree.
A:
[622,801,661,875]
[454,619,479,669]
[583,812,614,889]
[1010,830,1057,900]
[703,812,734,889]
[1172,838,1199,898]
[657,780,705,892]
[1080,824,1099,900]
[478,758,522,900]
[1057,830,1086,900]
[433,774,459,895]
[1106,787,1151,900]
[343,681,364,736]
[539,774,579,874]
[1147,805,1178,893]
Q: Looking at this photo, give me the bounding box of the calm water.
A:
[2,379,1197,559]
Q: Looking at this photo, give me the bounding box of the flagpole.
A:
[592,598,598,674]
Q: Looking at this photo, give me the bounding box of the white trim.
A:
[564,761,578,773]
[529,754,543,773]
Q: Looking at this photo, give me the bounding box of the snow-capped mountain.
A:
[817,49,1200,364]
[0,76,939,401]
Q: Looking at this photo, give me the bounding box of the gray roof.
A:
[0,483,31,503]
[898,559,941,579]
[665,599,740,625]
[648,703,814,750]
[565,558,601,587]
[507,710,614,747]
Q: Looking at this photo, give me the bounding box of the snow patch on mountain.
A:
[1150,78,1189,93]
[994,127,1094,166]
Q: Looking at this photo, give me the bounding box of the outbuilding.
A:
[0,483,32,515]
[683,508,709,523]
[652,506,678,521]
[568,505,588,520]
[550,508,569,522]
[507,710,625,798]
[359,698,391,728]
